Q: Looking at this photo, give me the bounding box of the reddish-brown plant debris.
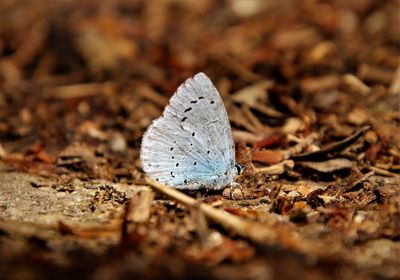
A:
[0,1,399,280]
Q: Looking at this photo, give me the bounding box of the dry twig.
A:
[291,126,371,160]
[145,177,278,245]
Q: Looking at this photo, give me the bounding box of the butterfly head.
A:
[222,164,244,186]
[235,164,244,175]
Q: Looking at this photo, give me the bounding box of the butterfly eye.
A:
[235,164,244,175]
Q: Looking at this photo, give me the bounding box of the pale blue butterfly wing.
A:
[140,73,237,190]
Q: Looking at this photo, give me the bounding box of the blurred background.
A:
[1,0,398,154]
[0,0,399,279]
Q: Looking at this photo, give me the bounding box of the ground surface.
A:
[0,0,399,279]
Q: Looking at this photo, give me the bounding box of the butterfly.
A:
[140,73,242,190]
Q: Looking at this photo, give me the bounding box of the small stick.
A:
[281,133,320,159]
[300,75,340,93]
[44,83,104,99]
[232,130,264,144]
[358,64,394,85]
[241,104,267,132]
[342,74,370,95]
[251,103,284,118]
[389,66,400,95]
[122,188,154,240]
[255,160,294,175]
[126,189,154,223]
[213,54,262,82]
[230,114,259,134]
[369,166,399,177]
[291,126,370,160]
[136,83,169,108]
[341,171,375,193]
[0,219,120,239]
[145,178,277,245]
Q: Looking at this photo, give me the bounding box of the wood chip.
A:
[342,74,370,95]
[297,158,353,173]
[126,189,154,223]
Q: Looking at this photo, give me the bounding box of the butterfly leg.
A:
[229,182,245,200]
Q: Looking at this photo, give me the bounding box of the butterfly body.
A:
[140,73,239,190]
